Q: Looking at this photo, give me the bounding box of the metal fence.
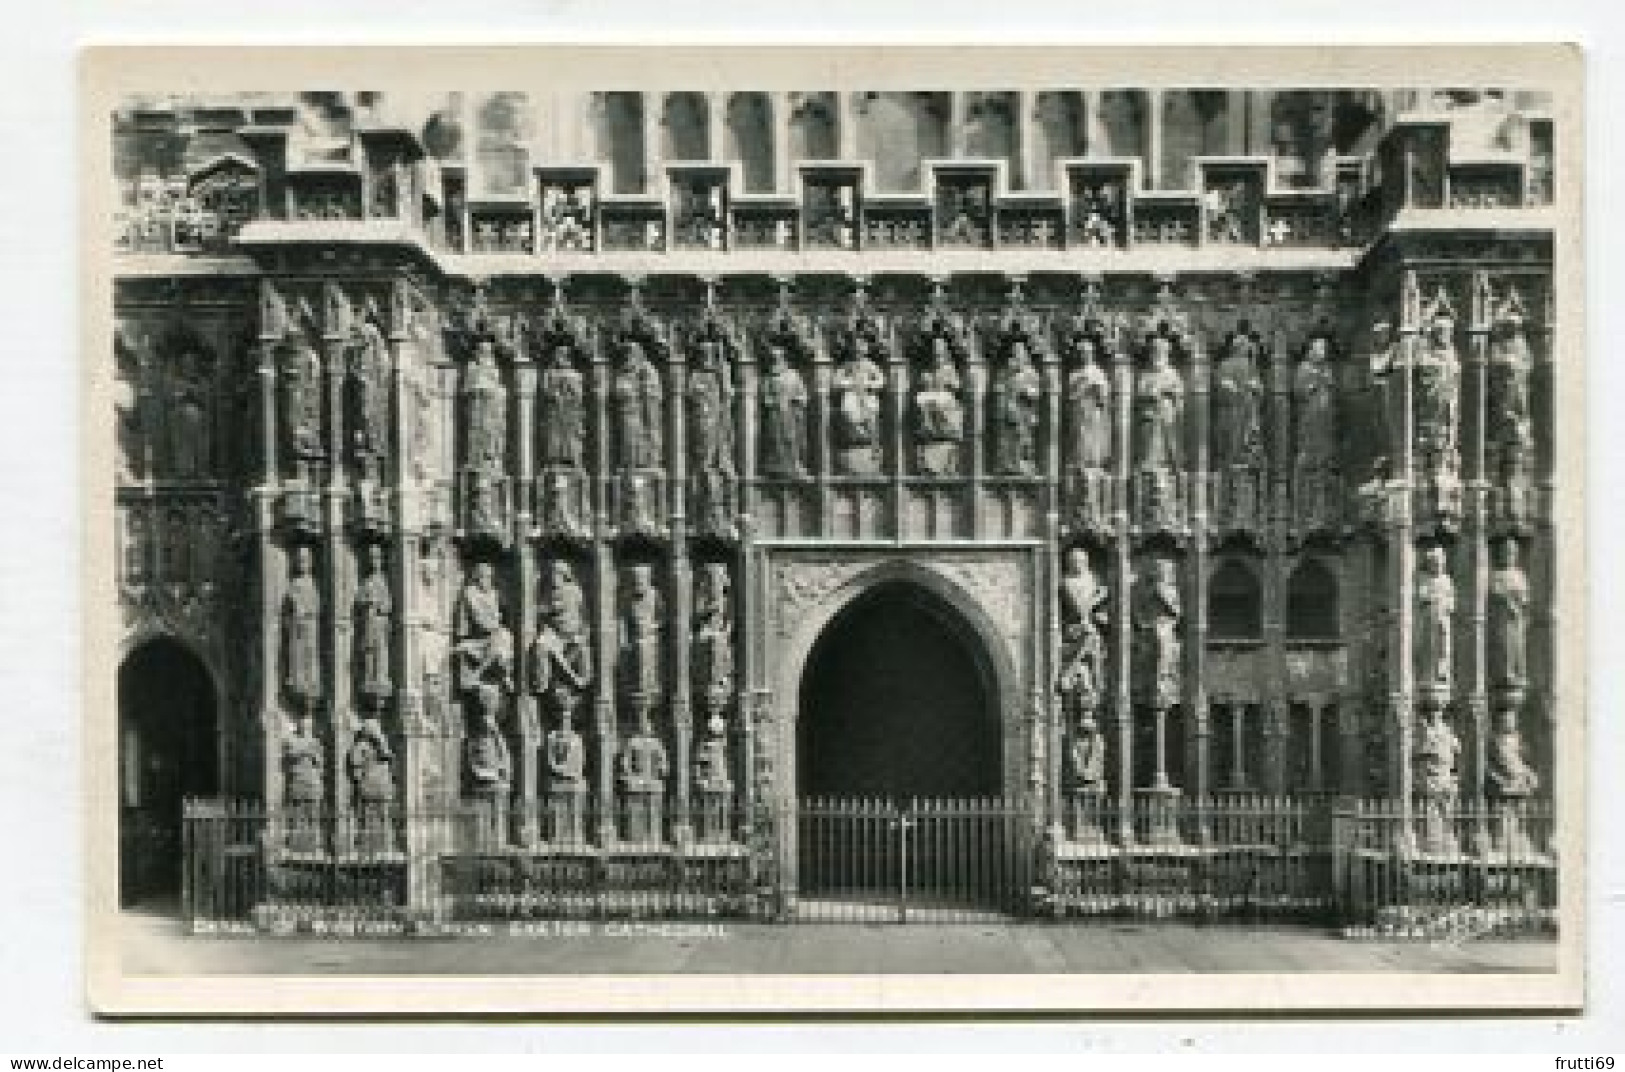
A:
[179,794,1558,937]
[794,796,1033,923]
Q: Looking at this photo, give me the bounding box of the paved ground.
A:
[119,908,1557,976]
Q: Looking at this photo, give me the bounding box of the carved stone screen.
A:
[110,84,1562,937]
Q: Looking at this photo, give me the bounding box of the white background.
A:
[2,0,1620,1054]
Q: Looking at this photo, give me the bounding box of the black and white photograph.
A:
[81,44,1586,1015]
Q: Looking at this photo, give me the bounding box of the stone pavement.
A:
[119,909,1556,976]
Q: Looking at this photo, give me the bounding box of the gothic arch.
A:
[1286,556,1341,640]
[1208,556,1264,641]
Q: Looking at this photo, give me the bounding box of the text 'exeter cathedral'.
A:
[113,86,1558,921]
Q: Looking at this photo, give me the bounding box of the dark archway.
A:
[796,580,1001,800]
[118,637,219,907]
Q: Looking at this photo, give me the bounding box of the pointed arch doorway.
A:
[119,637,219,907]
[793,578,1021,917]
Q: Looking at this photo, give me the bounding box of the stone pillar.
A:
[837,92,859,161]
[707,92,727,162]
[255,283,284,825]
[1263,327,1294,795]
[1465,272,1493,839]
[1225,91,1250,156]
[1188,320,1212,814]
[889,289,910,536]
[770,94,793,193]
[512,357,540,846]
[1247,91,1275,157]
[668,319,693,844]
[1391,271,1423,843]
[1110,322,1135,843]
[949,92,968,158]
[966,283,989,538]
[813,295,835,537]
[320,284,352,843]
[1535,285,1557,790]
[1041,286,1065,840]
[644,92,665,196]
[1012,90,1033,190]
[590,322,618,846]
[1145,90,1164,190]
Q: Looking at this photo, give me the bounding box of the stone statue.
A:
[1134,335,1186,530]
[281,545,323,719]
[619,563,664,709]
[170,360,211,478]
[281,716,326,808]
[694,713,732,795]
[990,339,1043,476]
[453,561,514,790]
[537,343,587,468]
[1293,335,1340,532]
[830,337,886,471]
[349,314,392,465]
[758,344,809,478]
[688,339,737,536]
[353,544,393,716]
[618,714,670,843]
[462,339,507,474]
[115,337,147,482]
[1414,705,1461,803]
[280,336,325,464]
[1487,312,1535,481]
[1415,545,1456,701]
[545,709,586,789]
[611,340,664,470]
[1132,554,1183,709]
[346,717,396,807]
[1363,320,1397,478]
[1064,335,1113,532]
[1486,704,1539,800]
[692,562,734,714]
[1056,547,1107,718]
[913,335,965,475]
[1415,313,1461,475]
[528,559,593,722]
[1066,713,1108,795]
[1487,538,1531,695]
[1213,332,1265,472]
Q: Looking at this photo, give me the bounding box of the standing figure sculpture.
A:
[353,544,393,718]
[758,343,809,478]
[346,717,396,851]
[830,335,887,475]
[611,340,665,534]
[1414,704,1462,853]
[619,564,665,722]
[1292,335,1340,534]
[687,339,737,537]
[1132,554,1184,712]
[913,335,966,475]
[1056,547,1108,722]
[1212,332,1265,531]
[169,354,212,478]
[1133,335,1186,532]
[990,338,1044,476]
[1487,309,1536,529]
[1415,545,1456,703]
[1063,334,1113,534]
[280,333,326,468]
[537,343,587,469]
[1487,538,1531,696]
[462,339,508,474]
[453,562,515,793]
[1414,312,1462,477]
[692,563,734,717]
[529,559,593,730]
[281,545,323,723]
[349,313,392,466]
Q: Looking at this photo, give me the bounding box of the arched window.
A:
[1287,559,1340,640]
[1208,558,1262,640]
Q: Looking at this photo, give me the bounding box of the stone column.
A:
[1262,328,1293,795]
[1145,90,1164,190]
[668,318,693,844]
[255,283,284,822]
[590,320,618,846]
[1110,322,1135,843]
[1041,287,1065,840]
[949,92,968,158]
[837,92,859,161]
[889,293,910,537]
[512,357,540,846]
[1188,322,1213,815]
[707,92,727,162]
[770,94,793,193]
[1535,285,1556,790]
[1247,91,1276,157]
[320,284,352,842]
[644,92,665,196]
[1464,274,1494,851]
[1226,92,1250,156]
[1012,90,1033,190]
[813,297,835,537]
[966,284,989,539]
[1391,271,1423,841]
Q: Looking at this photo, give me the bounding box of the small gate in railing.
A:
[794,796,1032,922]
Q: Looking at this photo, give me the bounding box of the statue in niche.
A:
[280,336,325,467]
[538,468,586,538]
[758,343,809,478]
[281,545,323,721]
[694,714,733,793]
[1486,703,1539,801]
[830,336,887,473]
[453,561,514,791]
[462,339,507,474]
[529,559,593,725]
[1487,538,1531,696]
[990,338,1044,476]
[618,712,670,843]
[687,339,737,536]
[115,336,147,482]
[1213,332,1266,528]
[1056,547,1108,719]
[346,717,396,809]
[913,335,965,476]
[1415,312,1462,476]
[1415,545,1456,701]
[1133,335,1186,531]
[611,339,664,470]
[1487,309,1536,487]
[349,312,392,465]
[1132,554,1183,710]
[1414,704,1461,830]
[545,708,586,791]
[1292,334,1341,533]
[692,563,734,717]
[169,354,211,478]
[619,563,664,717]
[1067,713,1108,796]
[1362,320,1397,481]
[1063,334,1113,532]
[353,544,393,717]
[537,342,587,469]
[281,716,326,809]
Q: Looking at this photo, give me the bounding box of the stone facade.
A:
[114,87,1559,916]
